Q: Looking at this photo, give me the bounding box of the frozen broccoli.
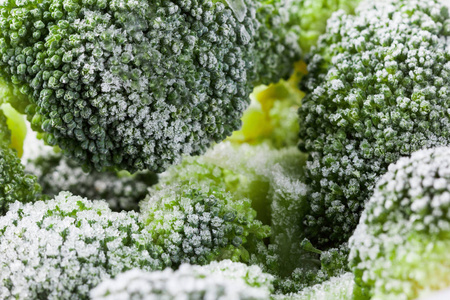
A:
[157,141,311,276]
[299,0,450,246]
[349,147,450,299]
[140,178,270,268]
[275,240,350,294]
[0,0,304,173]
[0,108,42,215]
[273,273,355,300]
[26,149,157,212]
[91,260,274,300]
[0,192,165,300]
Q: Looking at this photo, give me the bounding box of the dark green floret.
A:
[0,108,42,214]
[0,0,302,173]
[298,0,450,247]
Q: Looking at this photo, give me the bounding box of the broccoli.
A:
[298,0,450,247]
[0,192,165,300]
[0,0,304,173]
[292,0,362,52]
[25,149,157,212]
[90,260,274,300]
[348,147,450,299]
[0,108,42,215]
[275,240,350,294]
[273,273,355,300]
[157,141,311,276]
[140,179,270,268]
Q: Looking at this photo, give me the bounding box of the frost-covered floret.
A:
[26,150,157,212]
[158,141,310,275]
[290,0,361,51]
[140,178,269,267]
[0,109,42,214]
[299,0,450,246]
[349,147,450,300]
[0,0,302,173]
[91,260,274,300]
[274,273,355,300]
[0,192,164,300]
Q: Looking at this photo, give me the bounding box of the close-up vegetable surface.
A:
[0,0,449,299]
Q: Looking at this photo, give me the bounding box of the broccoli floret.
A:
[0,108,42,215]
[140,179,270,267]
[348,147,450,299]
[26,149,157,212]
[0,0,302,173]
[298,0,450,247]
[295,0,361,52]
[273,273,355,300]
[0,192,165,300]
[90,260,274,300]
[159,141,311,275]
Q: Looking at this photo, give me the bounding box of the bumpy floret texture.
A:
[90,260,274,300]
[291,0,361,51]
[0,192,165,300]
[299,0,450,246]
[140,178,270,268]
[25,149,157,211]
[0,0,301,173]
[273,273,355,300]
[0,109,42,215]
[349,147,450,299]
[159,141,311,276]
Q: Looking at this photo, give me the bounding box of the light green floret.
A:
[140,178,270,268]
[0,192,165,300]
[299,0,450,247]
[91,260,274,300]
[25,149,157,212]
[157,141,318,283]
[0,108,42,215]
[349,147,450,300]
[0,0,302,173]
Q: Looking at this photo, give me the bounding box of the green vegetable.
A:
[298,0,450,247]
[25,149,157,212]
[349,147,450,299]
[0,108,42,215]
[91,260,274,300]
[140,178,270,267]
[0,192,165,300]
[273,273,355,300]
[0,0,302,173]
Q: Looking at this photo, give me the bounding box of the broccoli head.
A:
[0,108,42,215]
[0,0,302,173]
[91,260,274,300]
[140,179,270,268]
[0,192,165,300]
[298,0,450,246]
[349,147,450,299]
[25,148,157,212]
